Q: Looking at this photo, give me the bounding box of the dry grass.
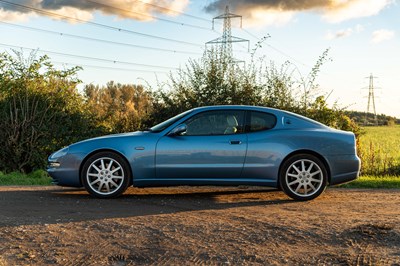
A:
[358,125,400,175]
[0,257,7,266]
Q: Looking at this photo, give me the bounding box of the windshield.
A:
[150,110,193,133]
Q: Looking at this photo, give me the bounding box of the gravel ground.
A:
[0,186,399,265]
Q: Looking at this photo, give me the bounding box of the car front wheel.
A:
[280,154,328,201]
[81,152,131,198]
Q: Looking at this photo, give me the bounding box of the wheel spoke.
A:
[308,183,316,192]
[295,183,302,193]
[92,164,101,173]
[104,183,110,192]
[301,160,306,172]
[111,175,124,180]
[292,165,301,174]
[310,177,322,183]
[107,160,113,170]
[288,179,300,186]
[111,166,121,174]
[109,180,119,188]
[307,162,315,173]
[301,184,307,194]
[101,159,106,170]
[97,183,104,192]
[90,179,100,185]
[288,173,299,178]
[310,170,321,177]
[88,173,99,177]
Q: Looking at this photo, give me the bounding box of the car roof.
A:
[192,105,278,112]
[190,105,327,128]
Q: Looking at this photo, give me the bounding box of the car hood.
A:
[68,131,151,149]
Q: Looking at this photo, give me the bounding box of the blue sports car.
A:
[48,105,360,200]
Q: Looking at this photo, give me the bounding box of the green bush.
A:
[0,170,52,185]
[0,51,104,173]
[146,46,359,136]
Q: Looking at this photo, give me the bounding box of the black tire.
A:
[81,151,131,198]
[279,154,328,201]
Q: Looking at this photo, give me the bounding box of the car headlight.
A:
[50,147,69,160]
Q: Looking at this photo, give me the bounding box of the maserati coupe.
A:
[47,105,360,200]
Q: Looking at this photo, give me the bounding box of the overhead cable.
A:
[0,43,177,70]
[87,0,212,31]
[0,21,201,55]
[0,0,202,47]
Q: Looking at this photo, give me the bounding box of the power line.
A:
[0,0,202,47]
[241,28,259,40]
[130,0,212,23]
[0,21,201,55]
[240,27,314,69]
[52,61,169,74]
[87,0,212,31]
[0,43,178,70]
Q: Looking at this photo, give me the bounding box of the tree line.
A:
[0,48,361,173]
[346,111,399,126]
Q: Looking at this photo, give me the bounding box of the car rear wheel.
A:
[81,152,131,198]
[280,154,327,201]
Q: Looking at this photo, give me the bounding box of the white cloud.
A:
[322,0,393,23]
[325,23,367,40]
[54,7,93,23]
[206,0,393,28]
[325,28,353,40]
[244,9,294,28]
[0,9,35,22]
[0,0,189,22]
[371,29,395,43]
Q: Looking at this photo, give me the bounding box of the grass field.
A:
[358,125,400,175]
[338,175,400,189]
[0,170,52,186]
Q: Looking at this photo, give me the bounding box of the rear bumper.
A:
[329,171,359,185]
[326,154,361,185]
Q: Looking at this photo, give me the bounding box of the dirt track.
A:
[0,186,399,265]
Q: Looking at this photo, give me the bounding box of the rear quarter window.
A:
[248,111,277,132]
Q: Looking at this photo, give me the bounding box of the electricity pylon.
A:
[206,6,249,61]
[364,73,379,125]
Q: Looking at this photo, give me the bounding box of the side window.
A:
[248,111,277,132]
[184,110,245,136]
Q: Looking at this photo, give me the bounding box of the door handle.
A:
[230,140,241,145]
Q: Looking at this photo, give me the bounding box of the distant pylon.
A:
[206,6,249,60]
[364,73,378,125]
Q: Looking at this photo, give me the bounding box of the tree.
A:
[0,51,101,173]
[147,47,263,125]
[84,81,152,133]
[148,46,359,136]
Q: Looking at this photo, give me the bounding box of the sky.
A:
[0,0,399,117]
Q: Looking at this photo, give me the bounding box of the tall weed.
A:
[358,126,400,175]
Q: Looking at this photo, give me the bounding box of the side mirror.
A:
[168,124,187,136]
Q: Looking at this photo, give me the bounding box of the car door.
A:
[155,110,247,179]
[241,111,280,180]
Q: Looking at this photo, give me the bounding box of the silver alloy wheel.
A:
[86,157,125,196]
[285,159,324,197]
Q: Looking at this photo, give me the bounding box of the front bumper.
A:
[47,153,85,187]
